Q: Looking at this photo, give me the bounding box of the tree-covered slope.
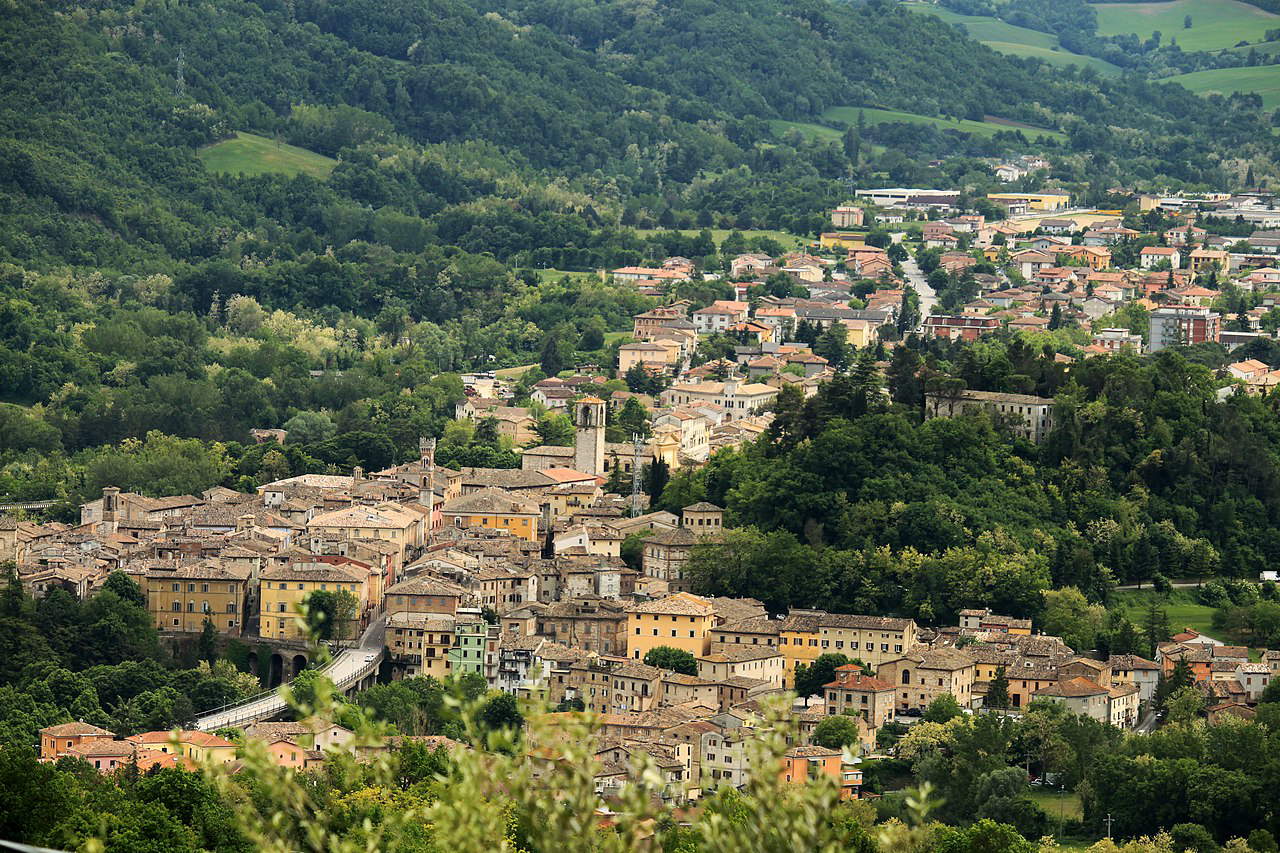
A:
[0,0,1275,278]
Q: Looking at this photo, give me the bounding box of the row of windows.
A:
[170,600,236,613]
[171,617,236,628]
[634,613,703,622]
[820,640,901,653]
[264,582,357,591]
[167,582,237,593]
[453,516,532,528]
[393,595,454,606]
[637,628,698,638]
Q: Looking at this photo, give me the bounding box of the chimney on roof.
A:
[236,513,254,533]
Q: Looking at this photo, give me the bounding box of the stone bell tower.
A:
[573,396,606,476]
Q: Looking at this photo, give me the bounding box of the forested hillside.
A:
[663,343,1280,621]
[1,0,1274,283]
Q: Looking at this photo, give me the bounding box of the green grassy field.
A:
[768,118,845,143]
[1166,65,1280,110]
[1092,0,1280,52]
[985,40,1123,74]
[633,227,807,248]
[907,4,1121,74]
[1231,39,1280,56]
[924,6,1057,46]
[1028,790,1084,822]
[821,106,1067,142]
[198,131,336,179]
[529,268,602,284]
[1109,587,1219,638]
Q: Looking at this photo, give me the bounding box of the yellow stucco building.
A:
[442,488,541,541]
[126,730,238,765]
[259,561,369,641]
[818,232,867,250]
[626,592,717,660]
[146,562,251,636]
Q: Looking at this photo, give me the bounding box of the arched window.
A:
[901,669,911,685]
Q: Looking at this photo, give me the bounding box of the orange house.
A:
[779,745,862,799]
[266,738,325,770]
[39,721,116,761]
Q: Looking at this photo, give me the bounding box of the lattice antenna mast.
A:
[175,48,186,97]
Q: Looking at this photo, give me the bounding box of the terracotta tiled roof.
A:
[626,592,715,617]
[1034,677,1107,698]
[41,721,115,738]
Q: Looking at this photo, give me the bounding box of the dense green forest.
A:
[666,342,1280,619]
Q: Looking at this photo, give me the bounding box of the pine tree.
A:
[887,345,924,408]
[198,617,219,664]
[897,286,920,335]
[986,666,1010,709]
[1142,601,1171,658]
[540,334,566,376]
[644,459,669,500]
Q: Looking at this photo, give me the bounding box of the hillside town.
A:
[11,185,1280,804]
[8,384,1280,801]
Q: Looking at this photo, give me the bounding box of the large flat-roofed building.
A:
[659,380,778,421]
[987,191,1071,211]
[855,187,960,211]
[925,390,1055,443]
[922,314,1000,342]
[1148,306,1221,352]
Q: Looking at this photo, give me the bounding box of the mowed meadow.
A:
[1091,0,1280,51]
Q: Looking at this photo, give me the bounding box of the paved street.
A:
[901,254,937,320]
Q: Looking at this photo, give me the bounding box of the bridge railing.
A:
[194,647,384,730]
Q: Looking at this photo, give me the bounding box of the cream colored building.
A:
[306,502,426,566]
[387,611,456,678]
[1032,677,1110,724]
[696,646,785,688]
[659,381,779,422]
[618,341,682,374]
[780,611,918,688]
[1107,683,1140,728]
[875,648,976,712]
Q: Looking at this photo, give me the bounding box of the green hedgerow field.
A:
[199,131,337,179]
[909,4,1122,74]
[1166,65,1280,111]
[821,106,1067,142]
[1108,587,1219,638]
[1091,0,1280,52]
